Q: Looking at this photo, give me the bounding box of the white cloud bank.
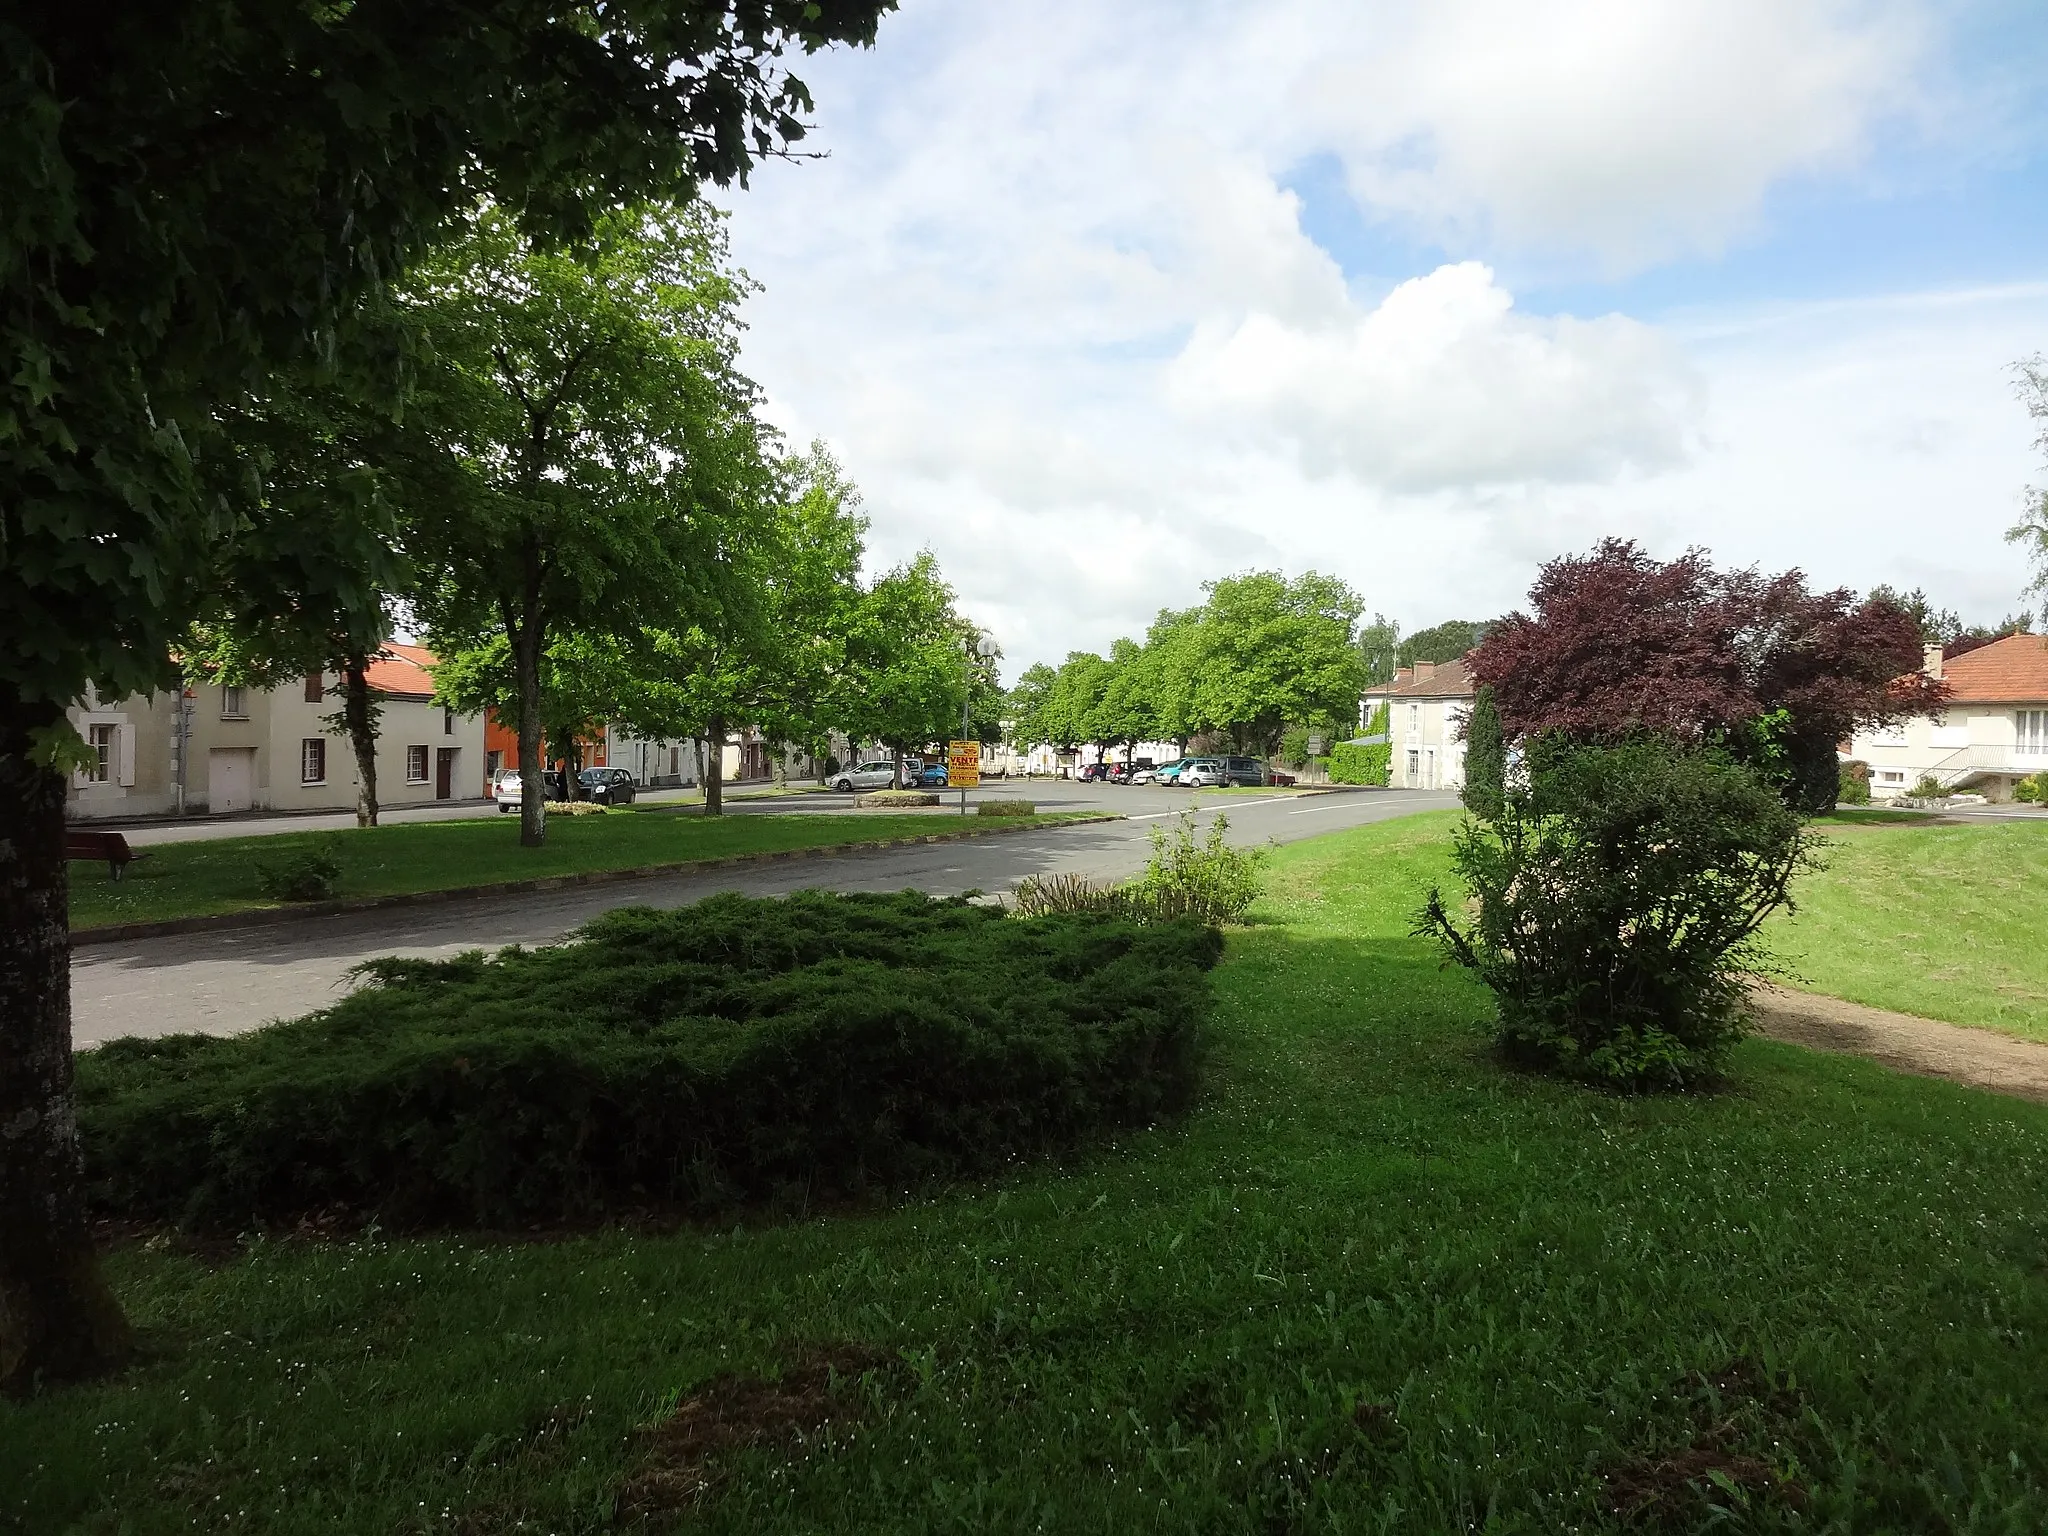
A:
[715,0,2043,669]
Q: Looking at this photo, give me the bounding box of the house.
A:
[1848,635,2048,800]
[67,643,486,820]
[1361,657,1476,791]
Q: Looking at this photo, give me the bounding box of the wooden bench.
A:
[64,831,152,881]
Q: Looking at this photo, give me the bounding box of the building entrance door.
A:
[435,747,457,800]
[207,747,256,812]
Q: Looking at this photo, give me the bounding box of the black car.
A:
[577,766,638,805]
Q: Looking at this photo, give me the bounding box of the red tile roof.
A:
[1934,633,2048,704]
[364,642,439,700]
[1372,656,1476,698]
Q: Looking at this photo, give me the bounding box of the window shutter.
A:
[117,723,136,786]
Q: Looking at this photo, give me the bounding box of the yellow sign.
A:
[947,740,981,789]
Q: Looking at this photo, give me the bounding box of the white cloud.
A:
[1169,261,1701,489]
[711,0,2036,670]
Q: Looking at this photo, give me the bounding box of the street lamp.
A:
[957,631,997,814]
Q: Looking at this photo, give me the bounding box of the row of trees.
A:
[187,206,1001,842]
[1008,571,1370,762]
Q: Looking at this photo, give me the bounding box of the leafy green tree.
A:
[1357,613,1402,686]
[1006,664,1060,760]
[406,204,769,846]
[3,0,891,1390]
[1461,686,1506,820]
[1048,652,1113,766]
[1092,637,1159,766]
[1142,607,1205,751]
[838,554,977,782]
[1187,571,1368,755]
[1398,618,1490,667]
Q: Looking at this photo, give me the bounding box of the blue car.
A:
[917,762,951,787]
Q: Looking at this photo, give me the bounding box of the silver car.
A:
[830,761,900,792]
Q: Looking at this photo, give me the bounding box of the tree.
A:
[1357,613,1401,686]
[1866,584,2029,660]
[1399,618,1490,667]
[1006,664,1060,760]
[1,0,891,1390]
[1092,637,1160,765]
[838,554,976,781]
[1461,685,1505,820]
[1047,652,1113,764]
[406,204,770,847]
[1470,539,1944,813]
[1186,571,1367,754]
[2012,358,2048,608]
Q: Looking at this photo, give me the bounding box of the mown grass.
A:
[9,813,2048,1532]
[1769,812,2048,1041]
[66,811,1098,931]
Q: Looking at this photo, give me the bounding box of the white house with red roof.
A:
[1360,656,1477,791]
[66,643,486,820]
[1847,634,2048,801]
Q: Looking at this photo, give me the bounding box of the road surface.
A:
[70,783,1458,1047]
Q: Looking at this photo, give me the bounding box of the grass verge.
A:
[1769,811,2048,1041]
[66,811,1100,931]
[8,812,2048,1531]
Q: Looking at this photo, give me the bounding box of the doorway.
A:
[207,747,256,813]
[435,747,457,800]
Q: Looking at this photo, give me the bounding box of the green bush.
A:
[1011,872,1124,917]
[1909,774,1946,800]
[1417,735,1818,1091]
[254,848,342,902]
[1838,759,1871,805]
[1129,808,1265,924]
[76,892,1219,1230]
[2016,772,2048,804]
[976,797,1036,817]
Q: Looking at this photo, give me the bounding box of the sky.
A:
[715,0,2048,674]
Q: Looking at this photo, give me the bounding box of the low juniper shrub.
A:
[76,890,1220,1230]
[1417,733,1820,1091]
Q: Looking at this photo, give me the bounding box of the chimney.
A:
[1394,665,1413,685]
[1413,660,1437,680]
[1923,643,1944,681]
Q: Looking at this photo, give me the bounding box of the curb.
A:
[69,814,1125,948]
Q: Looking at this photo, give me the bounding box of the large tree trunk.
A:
[704,715,725,816]
[513,633,547,848]
[341,655,379,828]
[0,696,133,1394]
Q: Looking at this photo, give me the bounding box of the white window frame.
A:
[301,737,327,784]
[405,744,429,783]
[2019,710,2048,757]
[221,685,247,719]
[86,723,115,784]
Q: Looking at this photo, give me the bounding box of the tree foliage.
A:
[1470,539,1943,813]
[1398,618,1490,668]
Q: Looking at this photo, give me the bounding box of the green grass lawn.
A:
[11,813,2048,1531]
[1768,811,2048,1041]
[68,810,1097,931]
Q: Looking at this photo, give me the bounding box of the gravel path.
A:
[1750,984,2048,1105]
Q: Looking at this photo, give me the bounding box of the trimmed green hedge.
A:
[1329,741,1390,786]
[78,892,1220,1230]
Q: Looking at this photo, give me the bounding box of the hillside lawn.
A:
[66,810,1099,931]
[1770,809,2048,1042]
[9,813,2047,1531]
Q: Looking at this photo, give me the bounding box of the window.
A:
[443,706,454,736]
[86,723,115,784]
[304,673,324,703]
[1878,770,1906,784]
[1407,703,1420,733]
[1406,749,1420,780]
[221,685,246,718]
[2019,710,2048,756]
[406,745,429,783]
[301,738,327,784]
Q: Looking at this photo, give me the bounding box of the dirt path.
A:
[1750,984,2048,1105]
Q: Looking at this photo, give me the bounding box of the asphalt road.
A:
[70,783,1458,1048]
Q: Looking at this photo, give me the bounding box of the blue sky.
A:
[719,0,2048,670]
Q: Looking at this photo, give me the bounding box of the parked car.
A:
[577,766,638,805]
[1077,761,1111,783]
[1182,755,1268,788]
[1145,758,1191,785]
[492,768,567,811]
[916,762,951,787]
[830,761,900,792]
